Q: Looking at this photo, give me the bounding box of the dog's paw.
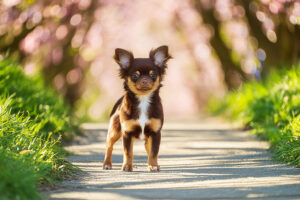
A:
[103,164,112,170]
[103,162,112,170]
[148,165,160,172]
[122,164,133,172]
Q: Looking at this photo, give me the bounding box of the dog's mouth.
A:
[136,86,152,92]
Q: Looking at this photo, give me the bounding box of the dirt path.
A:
[47,121,300,199]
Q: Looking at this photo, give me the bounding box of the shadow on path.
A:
[48,125,300,200]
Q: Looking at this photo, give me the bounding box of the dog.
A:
[102,45,171,172]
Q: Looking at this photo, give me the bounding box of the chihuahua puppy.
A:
[102,46,171,172]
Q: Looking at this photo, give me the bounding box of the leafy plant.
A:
[209,67,300,166]
[0,59,79,199]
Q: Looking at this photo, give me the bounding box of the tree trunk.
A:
[239,0,299,74]
[194,0,247,89]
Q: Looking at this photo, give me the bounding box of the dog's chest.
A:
[137,95,151,139]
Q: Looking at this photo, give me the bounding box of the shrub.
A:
[0,59,78,199]
[209,68,300,166]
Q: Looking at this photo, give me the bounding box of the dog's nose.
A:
[137,76,153,90]
[141,79,147,85]
[141,78,152,87]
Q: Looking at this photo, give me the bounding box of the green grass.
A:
[0,59,78,200]
[209,67,300,166]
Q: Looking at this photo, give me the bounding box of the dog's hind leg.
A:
[103,114,121,170]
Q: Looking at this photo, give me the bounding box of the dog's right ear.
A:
[114,48,134,69]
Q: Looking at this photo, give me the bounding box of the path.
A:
[47,120,300,199]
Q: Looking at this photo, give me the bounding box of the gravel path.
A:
[47,121,300,200]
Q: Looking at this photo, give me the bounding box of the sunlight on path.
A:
[47,120,300,200]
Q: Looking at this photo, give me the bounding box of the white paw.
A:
[104,165,112,170]
[148,165,160,172]
[123,167,130,172]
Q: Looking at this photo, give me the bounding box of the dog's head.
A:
[114,46,171,95]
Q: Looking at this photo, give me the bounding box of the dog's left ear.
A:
[149,45,171,68]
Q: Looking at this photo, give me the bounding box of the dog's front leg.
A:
[145,132,161,172]
[122,133,135,172]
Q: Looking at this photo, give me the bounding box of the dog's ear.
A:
[114,48,134,69]
[149,45,171,68]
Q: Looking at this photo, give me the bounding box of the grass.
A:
[209,67,300,166]
[0,59,78,200]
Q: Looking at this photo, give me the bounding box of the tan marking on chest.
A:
[146,118,161,132]
[121,119,139,133]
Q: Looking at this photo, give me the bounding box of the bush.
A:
[0,59,78,199]
[0,149,41,200]
[209,68,300,166]
[0,59,77,140]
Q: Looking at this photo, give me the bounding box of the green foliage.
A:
[209,68,300,166]
[0,149,41,200]
[0,59,77,140]
[0,59,78,199]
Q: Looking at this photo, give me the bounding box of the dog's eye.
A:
[150,71,156,80]
[131,72,140,81]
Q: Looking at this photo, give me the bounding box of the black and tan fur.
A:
[103,46,171,172]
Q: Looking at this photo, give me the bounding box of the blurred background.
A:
[0,0,299,122]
